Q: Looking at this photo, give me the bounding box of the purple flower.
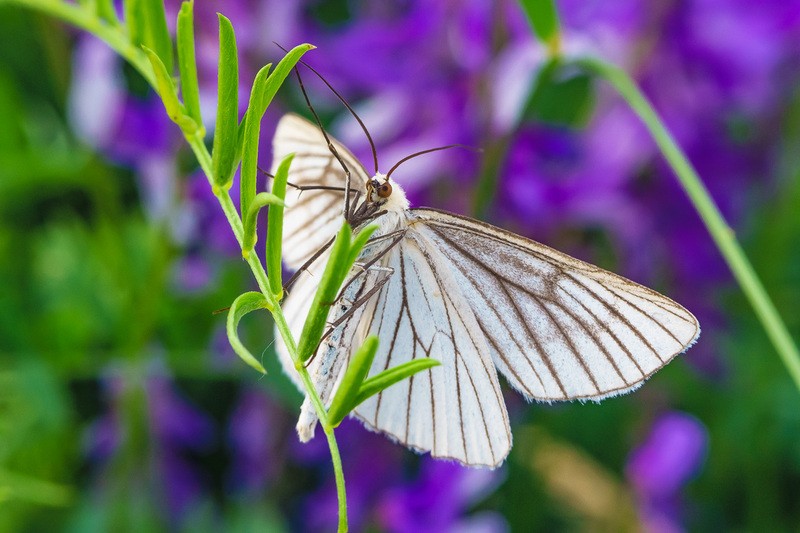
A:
[376,459,508,533]
[227,389,282,494]
[626,412,708,532]
[68,35,125,149]
[292,419,405,532]
[69,36,174,164]
[290,419,507,532]
[172,253,213,293]
[147,374,215,518]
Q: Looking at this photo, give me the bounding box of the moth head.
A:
[368,174,393,203]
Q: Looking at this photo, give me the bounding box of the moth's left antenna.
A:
[275,42,379,175]
[292,66,356,220]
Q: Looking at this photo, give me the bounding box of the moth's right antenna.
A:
[386,144,481,180]
[275,42,379,175]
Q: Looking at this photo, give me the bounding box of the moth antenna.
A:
[292,65,356,219]
[275,42,379,174]
[385,144,482,180]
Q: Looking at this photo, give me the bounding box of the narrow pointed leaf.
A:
[96,0,119,25]
[124,0,145,45]
[177,0,203,134]
[295,221,381,363]
[258,43,315,120]
[226,291,272,373]
[328,336,379,426]
[354,359,441,408]
[295,223,352,363]
[518,0,561,54]
[239,43,313,217]
[239,63,272,223]
[211,14,238,189]
[346,223,380,268]
[140,0,173,73]
[266,152,294,298]
[242,192,286,258]
[142,46,182,123]
[234,108,249,161]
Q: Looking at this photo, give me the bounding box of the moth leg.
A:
[305,267,394,368]
[282,235,336,294]
[335,229,405,301]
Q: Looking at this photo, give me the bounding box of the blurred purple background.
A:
[3,0,800,531]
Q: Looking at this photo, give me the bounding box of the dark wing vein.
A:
[411,208,700,402]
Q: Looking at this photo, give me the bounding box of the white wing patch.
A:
[410,208,700,402]
[270,113,370,269]
[352,230,511,467]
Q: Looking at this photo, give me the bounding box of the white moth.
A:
[271,113,699,468]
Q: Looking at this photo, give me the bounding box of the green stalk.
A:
[299,365,348,533]
[191,124,350,533]
[8,0,351,523]
[263,260,348,531]
[185,132,348,529]
[576,57,800,392]
[206,148,347,530]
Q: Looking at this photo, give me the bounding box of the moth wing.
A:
[409,208,700,402]
[270,113,371,270]
[350,226,512,468]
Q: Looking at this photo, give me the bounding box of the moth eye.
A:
[377,182,393,198]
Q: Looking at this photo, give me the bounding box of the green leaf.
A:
[523,66,595,128]
[232,108,249,170]
[355,359,441,408]
[140,0,174,73]
[347,223,380,269]
[294,222,378,363]
[295,224,352,363]
[242,192,286,258]
[240,43,314,223]
[142,46,182,123]
[259,43,316,118]
[177,0,203,135]
[266,152,294,298]
[226,291,272,374]
[96,0,119,25]
[327,336,379,426]
[518,0,561,54]
[239,63,272,225]
[211,14,239,190]
[124,0,145,45]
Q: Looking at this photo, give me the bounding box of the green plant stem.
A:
[577,57,800,393]
[267,270,346,530]
[11,0,349,521]
[297,359,348,532]
[6,0,156,87]
[188,128,350,533]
